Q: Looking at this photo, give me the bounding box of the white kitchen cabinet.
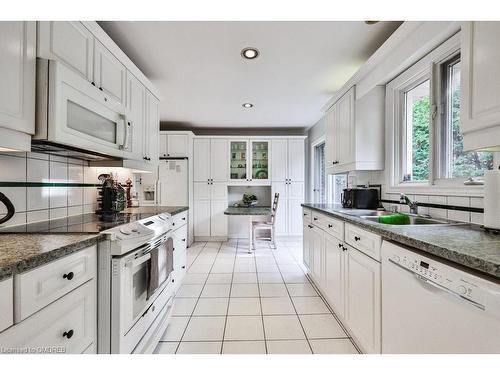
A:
[37,21,94,81]
[311,225,325,287]
[193,200,211,237]
[211,139,229,182]
[210,200,229,237]
[159,132,190,158]
[302,223,313,270]
[143,90,160,165]
[271,138,305,236]
[0,21,36,151]
[461,22,500,151]
[0,278,13,333]
[125,72,145,160]
[94,40,126,107]
[324,233,345,319]
[193,138,211,182]
[325,86,384,174]
[344,244,381,354]
[0,280,96,354]
[229,139,270,184]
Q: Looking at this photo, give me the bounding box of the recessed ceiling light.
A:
[242,103,254,108]
[241,47,259,60]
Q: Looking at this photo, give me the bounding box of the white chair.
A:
[252,193,279,249]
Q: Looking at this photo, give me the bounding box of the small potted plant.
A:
[242,193,258,207]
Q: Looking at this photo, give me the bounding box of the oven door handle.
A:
[126,252,151,268]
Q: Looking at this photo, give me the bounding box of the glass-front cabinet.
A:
[229,139,270,184]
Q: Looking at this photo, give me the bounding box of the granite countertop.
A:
[0,234,102,281]
[302,203,500,280]
[224,206,272,215]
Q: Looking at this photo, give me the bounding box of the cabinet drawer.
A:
[171,211,188,229]
[15,246,96,322]
[345,224,381,261]
[323,216,344,241]
[302,208,312,224]
[0,278,13,333]
[0,280,96,354]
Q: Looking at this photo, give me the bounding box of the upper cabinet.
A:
[93,40,126,107]
[37,21,94,81]
[193,138,228,183]
[144,90,159,165]
[325,86,385,174]
[159,132,190,158]
[125,72,145,160]
[461,22,500,151]
[229,139,270,185]
[0,21,36,151]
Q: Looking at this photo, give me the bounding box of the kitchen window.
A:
[386,33,496,190]
[438,55,494,179]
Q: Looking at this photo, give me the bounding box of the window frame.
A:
[385,32,496,195]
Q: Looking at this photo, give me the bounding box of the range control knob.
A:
[457,285,467,295]
[392,255,400,263]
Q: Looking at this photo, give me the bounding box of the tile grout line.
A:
[220,238,238,354]
[269,242,315,354]
[253,243,268,354]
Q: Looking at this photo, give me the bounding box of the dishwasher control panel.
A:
[388,251,483,305]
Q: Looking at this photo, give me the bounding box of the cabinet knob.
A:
[354,236,361,241]
[328,224,333,228]
[91,82,95,86]
[181,266,186,269]
[342,246,348,252]
[338,243,343,248]
[307,224,313,229]
[104,97,107,102]
[313,217,318,221]
[172,279,175,283]
[99,87,103,91]
[167,153,170,156]
[63,272,74,281]
[182,238,186,242]
[63,329,74,339]
[182,217,186,221]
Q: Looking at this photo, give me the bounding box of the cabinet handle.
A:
[63,330,74,339]
[343,246,348,252]
[328,224,333,228]
[99,87,103,91]
[172,279,175,283]
[104,97,107,102]
[307,225,313,229]
[313,217,318,221]
[303,213,307,216]
[91,82,95,86]
[63,272,74,281]
[182,217,186,221]
[338,243,343,248]
[182,238,186,242]
[354,236,361,241]
[181,266,186,269]
[172,222,176,226]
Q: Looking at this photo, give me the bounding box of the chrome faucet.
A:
[399,193,419,215]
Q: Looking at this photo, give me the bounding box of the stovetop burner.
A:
[0,212,161,234]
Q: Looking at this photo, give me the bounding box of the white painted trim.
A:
[310,136,326,202]
[193,135,307,140]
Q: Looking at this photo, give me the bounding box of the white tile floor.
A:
[154,238,359,354]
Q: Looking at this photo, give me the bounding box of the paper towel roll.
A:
[484,170,500,230]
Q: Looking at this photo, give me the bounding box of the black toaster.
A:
[341,188,379,209]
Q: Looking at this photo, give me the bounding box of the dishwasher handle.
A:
[387,258,485,311]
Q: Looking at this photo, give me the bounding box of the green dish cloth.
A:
[378,213,410,225]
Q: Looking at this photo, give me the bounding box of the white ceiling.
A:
[99,21,401,129]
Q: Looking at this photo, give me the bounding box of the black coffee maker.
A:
[96,174,126,214]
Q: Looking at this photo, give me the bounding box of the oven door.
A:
[112,237,172,338]
[46,61,130,158]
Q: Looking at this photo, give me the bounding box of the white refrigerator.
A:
[157,159,189,206]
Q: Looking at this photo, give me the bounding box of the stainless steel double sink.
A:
[340,209,460,226]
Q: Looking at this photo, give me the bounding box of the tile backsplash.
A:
[0,152,137,227]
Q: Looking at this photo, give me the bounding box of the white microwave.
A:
[33,59,131,159]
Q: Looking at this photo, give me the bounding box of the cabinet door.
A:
[193,138,211,182]
[325,106,338,167]
[211,139,228,182]
[271,139,288,182]
[288,139,305,182]
[288,198,304,236]
[250,140,270,183]
[337,87,355,166]
[159,133,168,157]
[193,182,210,200]
[125,73,144,160]
[311,226,325,285]
[145,91,159,163]
[210,200,228,237]
[211,182,228,201]
[167,134,189,157]
[0,278,13,333]
[37,21,94,81]
[272,182,288,235]
[344,245,381,353]
[324,234,344,318]
[303,224,312,270]
[194,200,211,237]
[94,40,126,106]
[229,140,248,182]
[0,22,36,135]
[461,22,500,145]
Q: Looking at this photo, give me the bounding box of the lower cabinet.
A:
[0,278,13,333]
[344,244,381,354]
[172,214,188,291]
[303,213,381,354]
